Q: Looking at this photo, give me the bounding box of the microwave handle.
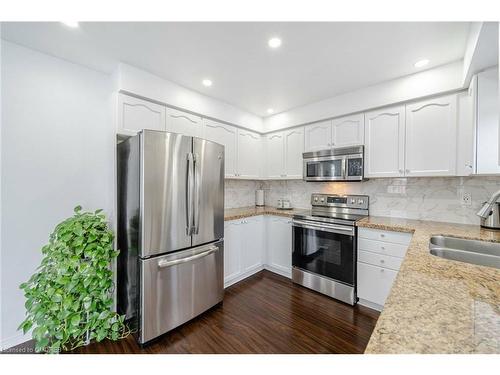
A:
[342,157,347,179]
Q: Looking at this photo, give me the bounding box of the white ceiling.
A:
[1,22,470,117]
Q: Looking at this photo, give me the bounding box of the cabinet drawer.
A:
[357,262,398,306]
[358,227,412,245]
[358,250,403,271]
[358,238,408,258]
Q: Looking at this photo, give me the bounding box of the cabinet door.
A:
[357,262,398,306]
[237,129,262,178]
[405,95,457,176]
[476,68,500,174]
[117,93,166,135]
[284,127,305,179]
[203,119,238,177]
[266,216,292,276]
[332,113,364,147]
[224,220,243,284]
[241,216,265,273]
[165,108,202,138]
[456,89,475,176]
[304,120,332,152]
[364,106,406,178]
[265,132,285,178]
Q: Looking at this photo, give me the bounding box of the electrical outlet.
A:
[461,192,472,206]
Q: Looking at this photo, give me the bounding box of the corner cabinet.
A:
[223,216,265,287]
[117,93,166,135]
[237,129,262,178]
[265,216,292,277]
[202,119,238,177]
[165,108,203,138]
[364,105,406,178]
[405,94,457,177]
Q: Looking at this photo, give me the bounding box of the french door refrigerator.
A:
[117,130,224,344]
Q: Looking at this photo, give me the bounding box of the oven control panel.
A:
[311,194,369,209]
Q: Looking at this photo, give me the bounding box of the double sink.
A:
[430,235,500,269]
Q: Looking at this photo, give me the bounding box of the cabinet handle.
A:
[380,268,385,273]
[381,246,385,250]
[405,169,410,173]
[380,259,385,264]
[380,234,385,238]
[399,169,404,174]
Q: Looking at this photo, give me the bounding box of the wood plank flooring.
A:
[7,270,379,354]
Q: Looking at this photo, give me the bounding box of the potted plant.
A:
[19,206,129,353]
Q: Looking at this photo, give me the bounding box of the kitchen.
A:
[1,10,500,369]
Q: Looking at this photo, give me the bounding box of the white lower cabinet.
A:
[223,215,292,287]
[265,216,292,277]
[223,216,265,287]
[357,227,412,311]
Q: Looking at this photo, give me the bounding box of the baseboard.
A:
[224,264,265,288]
[0,332,30,351]
[357,298,383,312]
[263,264,291,279]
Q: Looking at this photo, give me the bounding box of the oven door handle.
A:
[292,219,354,236]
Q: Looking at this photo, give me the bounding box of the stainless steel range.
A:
[292,193,369,305]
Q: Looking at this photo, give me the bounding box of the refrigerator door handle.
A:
[157,245,219,268]
[186,152,195,235]
[193,153,201,234]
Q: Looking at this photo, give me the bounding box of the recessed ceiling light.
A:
[414,59,430,68]
[202,79,213,87]
[61,21,79,28]
[268,37,282,49]
[267,108,275,114]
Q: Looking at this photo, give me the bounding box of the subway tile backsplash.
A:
[225,176,500,225]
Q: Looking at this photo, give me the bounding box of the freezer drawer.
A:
[139,240,224,344]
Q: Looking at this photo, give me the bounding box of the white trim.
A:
[224,264,264,288]
[263,264,291,279]
[358,298,383,312]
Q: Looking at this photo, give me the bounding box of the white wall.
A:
[264,61,464,132]
[0,41,115,349]
[116,63,264,133]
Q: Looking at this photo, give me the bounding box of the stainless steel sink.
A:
[429,236,500,269]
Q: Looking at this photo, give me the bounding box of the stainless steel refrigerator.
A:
[117,130,224,344]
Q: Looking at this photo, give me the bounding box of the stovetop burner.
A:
[293,194,369,226]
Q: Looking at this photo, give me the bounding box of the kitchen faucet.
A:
[477,189,500,218]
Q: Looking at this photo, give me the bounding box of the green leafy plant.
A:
[19,206,129,353]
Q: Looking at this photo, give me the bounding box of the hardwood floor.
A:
[7,270,379,354]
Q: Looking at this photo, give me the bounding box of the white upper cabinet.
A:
[117,93,166,135]
[165,108,203,138]
[364,106,406,178]
[332,113,364,147]
[405,94,457,177]
[304,120,332,152]
[284,128,304,178]
[203,119,238,177]
[237,129,262,178]
[265,132,285,178]
[265,127,304,179]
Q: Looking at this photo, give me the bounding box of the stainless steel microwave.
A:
[303,145,364,181]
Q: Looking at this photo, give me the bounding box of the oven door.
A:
[303,155,345,181]
[292,219,355,286]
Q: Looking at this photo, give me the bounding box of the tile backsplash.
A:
[225,176,500,225]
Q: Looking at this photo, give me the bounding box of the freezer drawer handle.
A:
[157,245,219,268]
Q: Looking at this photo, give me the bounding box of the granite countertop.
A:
[358,216,500,354]
[224,205,305,221]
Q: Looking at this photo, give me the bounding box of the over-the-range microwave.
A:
[303,145,364,182]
